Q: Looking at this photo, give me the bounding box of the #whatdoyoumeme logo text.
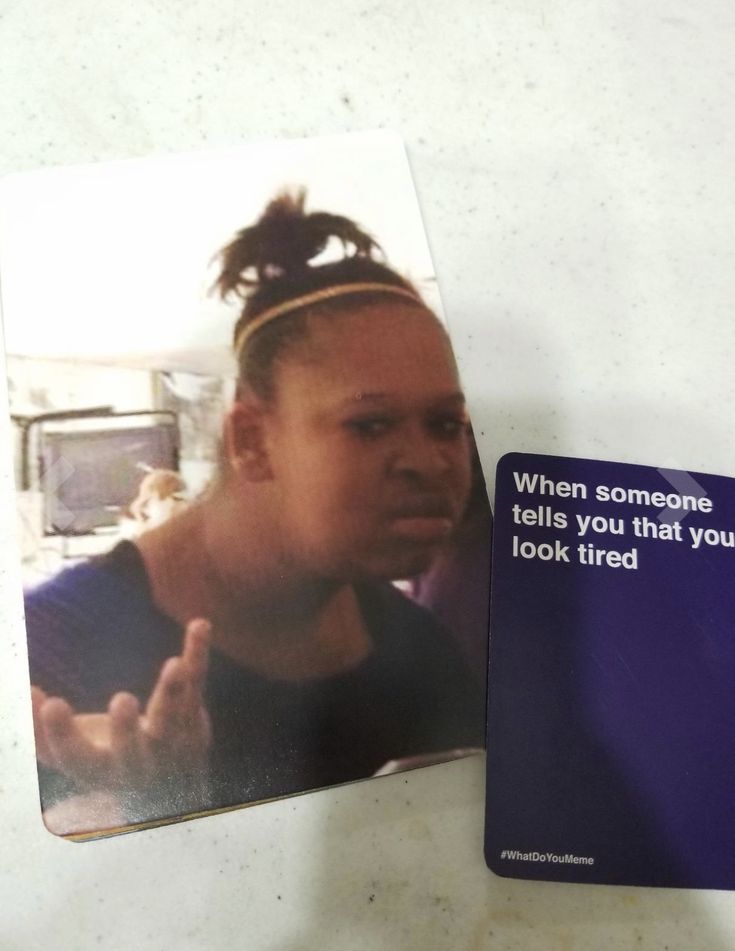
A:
[500,849,595,866]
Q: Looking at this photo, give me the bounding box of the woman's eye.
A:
[428,416,469,440]
[345,417,394,439]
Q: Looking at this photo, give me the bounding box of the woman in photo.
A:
[27,192,487,835]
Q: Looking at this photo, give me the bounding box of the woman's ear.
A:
[223,399,273,482]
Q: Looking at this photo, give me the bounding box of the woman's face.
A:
[256,302,473,581]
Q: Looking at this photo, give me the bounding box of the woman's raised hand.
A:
[31,618,212,823]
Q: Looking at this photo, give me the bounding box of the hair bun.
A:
[213,189,379,300]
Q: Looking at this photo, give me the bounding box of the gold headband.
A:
[233,282,424,360]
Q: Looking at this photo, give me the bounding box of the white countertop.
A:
[2,2,735,948]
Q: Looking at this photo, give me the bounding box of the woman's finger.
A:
[41,697,110,788]
[144,657,189,743]
[145,619,212,745]
[181,618,211,687]
[109,692,150,781]
[31,686,55,767]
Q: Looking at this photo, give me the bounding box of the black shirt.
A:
[27,542,485,822]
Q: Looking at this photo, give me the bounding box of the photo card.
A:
[0,132,491,839]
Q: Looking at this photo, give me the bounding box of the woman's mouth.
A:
[386,500,456,542]
[390,515,454,542]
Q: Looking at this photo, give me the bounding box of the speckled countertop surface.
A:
[2,2,735,949]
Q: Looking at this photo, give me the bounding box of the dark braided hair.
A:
[212,190,424,399]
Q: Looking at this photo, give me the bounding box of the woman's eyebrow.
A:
[341,392,391,406]
[431,392,466,407]
[336,391,466,410]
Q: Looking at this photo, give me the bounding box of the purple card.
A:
[485,452,735,888]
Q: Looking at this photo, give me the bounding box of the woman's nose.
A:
[388,426,452,480]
